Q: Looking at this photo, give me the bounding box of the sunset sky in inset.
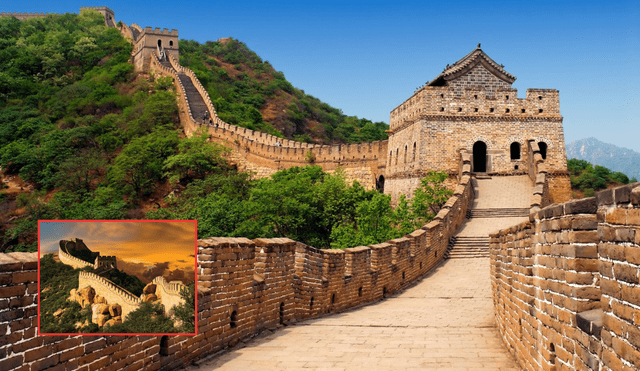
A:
[39,221,196,271]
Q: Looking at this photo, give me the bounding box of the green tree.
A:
[102,302,178,333]
[411,171,453,222]
[172,283,196,333]
[109,130,178,197]
[163,130,229,184]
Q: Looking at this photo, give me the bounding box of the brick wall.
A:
[0,175,473,371]
[490,182,640,371]
[447,63,511,98]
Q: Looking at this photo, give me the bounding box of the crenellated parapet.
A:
[152,276,187,315]
[58,244,93,270]
[4,172,478,368]
[0,12,50,20]
[197,172,474,351]
[78,271,142,319]
[390,87,561,133]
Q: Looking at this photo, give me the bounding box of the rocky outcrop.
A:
[68,286,95,307]
[91,303,124,328]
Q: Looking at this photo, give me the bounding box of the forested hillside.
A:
[179,38,389,144]
[567,158,636,198]
[0,11,427,254]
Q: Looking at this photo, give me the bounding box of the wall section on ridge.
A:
[78,272,142,320]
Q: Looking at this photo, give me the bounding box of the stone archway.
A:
[538,142,548,160]
[473,141,487,173]
[376,175,385,193]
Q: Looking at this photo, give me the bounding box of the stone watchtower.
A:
[131,27,179,71]
[385,44,570,203]
[79,6,116,27]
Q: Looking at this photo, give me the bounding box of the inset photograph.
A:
[38,220,197,335]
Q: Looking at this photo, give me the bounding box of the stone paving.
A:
[192,258,519,371]
[189,176,534,371]
[472,175,533,209]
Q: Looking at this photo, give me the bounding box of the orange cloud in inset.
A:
[40,221,196,271]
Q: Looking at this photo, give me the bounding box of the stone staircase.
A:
[176,71,210,124]
[468,208,529,218]
[445,236,490,259]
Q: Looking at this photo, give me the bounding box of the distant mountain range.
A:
[566,138,640,181]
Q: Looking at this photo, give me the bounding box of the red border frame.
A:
[37,219,198,336]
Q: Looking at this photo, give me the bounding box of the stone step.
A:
[447,254,490,259]
[177,72,210,124]
[468,208,530,218]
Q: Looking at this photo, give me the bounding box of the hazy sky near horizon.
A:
[4,1,638,151]
[39,221,196,271]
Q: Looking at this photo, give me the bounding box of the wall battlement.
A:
[78,271,142,319]
[79,6,114,13]
[1,163,474,370]
[490,182,640,371]
[390,87,561,133]
[152,276,187,314]
[141,27,179,36]
[0,12,50,20]
[57,245,93,270]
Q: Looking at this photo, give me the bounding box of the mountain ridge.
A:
[566,137,640,181]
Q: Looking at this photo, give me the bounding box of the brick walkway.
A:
[190,176,533,371]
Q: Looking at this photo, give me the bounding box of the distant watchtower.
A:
[386,44,570,203]
[79,6,116,27]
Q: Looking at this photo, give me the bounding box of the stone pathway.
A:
[189,176,533,371]
[190,258,519,371]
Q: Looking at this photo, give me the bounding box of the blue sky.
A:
[3,1,638,152]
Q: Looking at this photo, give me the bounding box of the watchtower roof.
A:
[427,44,516,86]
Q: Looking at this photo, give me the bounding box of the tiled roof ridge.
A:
[427,44,516,86]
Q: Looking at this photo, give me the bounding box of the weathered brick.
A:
[59,346,84,363]
[29,354,59,371]
[0,355,24,371]
[569,231,599,243]
[12,271,37,284]
[0,285,26,298]
[24,346,53,362]
[613,263,639,284]
[625,246,640,265]
[631,186,640,205]
[565,197,597,215]
[596,189,614,205]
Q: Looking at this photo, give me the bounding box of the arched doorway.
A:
[157,39,162,48]
[473,141,487,173]
[510,142,521,160]
[376,175,385,193]
[538,142,547,160]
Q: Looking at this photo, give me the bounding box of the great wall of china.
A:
[0,6,639,371]
[56,238,187,324]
